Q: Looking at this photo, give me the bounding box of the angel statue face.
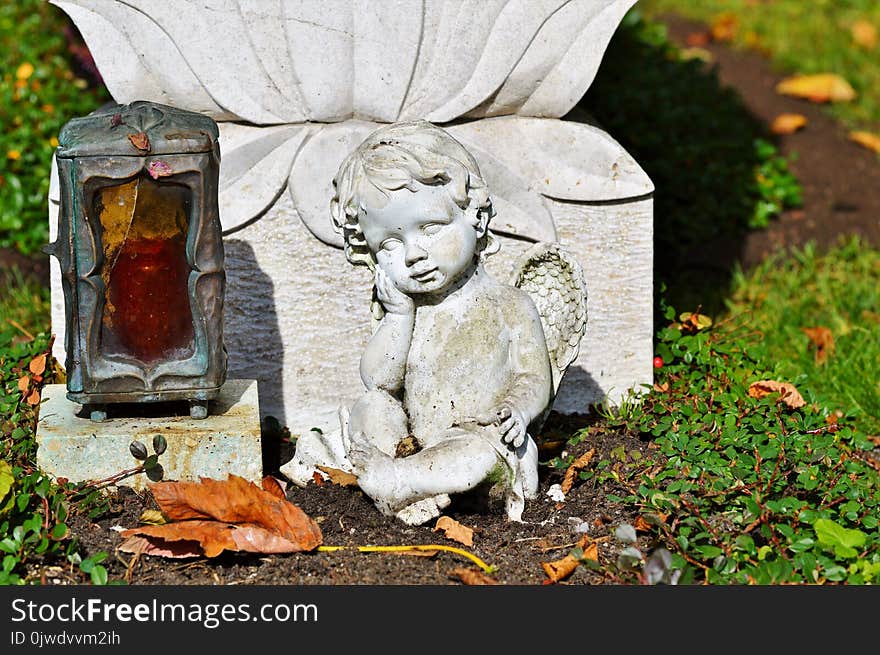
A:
[358,181,485,295]
[330,119,496,290]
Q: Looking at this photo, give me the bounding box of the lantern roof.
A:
[57,100,219,159]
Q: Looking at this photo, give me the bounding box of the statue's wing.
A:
[510,242,587,395]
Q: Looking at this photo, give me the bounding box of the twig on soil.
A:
[318,544,494,573]
[7,319,35,341]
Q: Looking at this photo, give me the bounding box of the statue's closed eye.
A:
[421,222,444,235]
[381,238,402,251]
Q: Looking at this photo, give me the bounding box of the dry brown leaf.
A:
[561,448,595,495]
[802,326,834,364]
[541,535,594,583]
[449,567,498,585]
[261,475,287,500]
[311,471,325,486]
[685,31,710,47]
[748,380,806,409]
[148,474,322,551]
[26,389,40,406]
[634,513,668,532]
[710,12,738,42]
[138,509,167,525]
[128,132,151,151]
[775,73,856,103]
[849,131,880,154]
[770,113,808,135]
[851,20,877,49]
[28,353,46,375]
[120,520,236,558]
[433,516,474,547]
[118,534,203,559]
[17,375,29,393]
[316,466,358,487]
[653,381,670,393]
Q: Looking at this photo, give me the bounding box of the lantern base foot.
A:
[189,400,208,420]
[88,405,108,422]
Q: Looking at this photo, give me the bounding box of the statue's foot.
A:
[395,494,451,526]
[346,430,414,517]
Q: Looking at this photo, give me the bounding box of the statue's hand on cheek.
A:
[375,267,414,316]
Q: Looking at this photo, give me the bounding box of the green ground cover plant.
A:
[642,0,880,132]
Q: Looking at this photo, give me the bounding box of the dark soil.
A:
[12,13,880,586]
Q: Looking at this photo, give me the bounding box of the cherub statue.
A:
[281,120,587,525]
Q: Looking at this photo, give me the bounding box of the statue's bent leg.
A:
[347,389,409,456]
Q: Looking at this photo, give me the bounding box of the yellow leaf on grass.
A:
[849,131,880,154]
[748,380,806,409]
[775,74,856,103]
[770,113,808,135]
[434,516,474,547]
[851,20,877,49]
[15,62,34,81]
[802,326,834,364]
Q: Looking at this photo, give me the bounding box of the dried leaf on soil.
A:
[118,534,203,559]
[775,73,856,103]
[26,389,40,406]
[17,375,29,393]
[770,113,808,135]
[128,132,151,151]
[541,535,597,584]
[561,448,595,495]
[849,131,880,154]
[449,567,498,585]
[433,516,474,547]
[710,12,737,42]
[138,510,167,526]
[118,474,322,558]
[851,20,877,49]
[29,353,46,375]
[802,326,834,364]
[748,380,806,409]
[316,466,358,487]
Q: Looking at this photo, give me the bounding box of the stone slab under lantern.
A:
[35,379,262,491]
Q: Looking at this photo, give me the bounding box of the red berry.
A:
[653,356,663,369]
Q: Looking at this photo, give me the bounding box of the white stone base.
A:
[35,379,262,490]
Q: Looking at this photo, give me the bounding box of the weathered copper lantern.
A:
[48,101,226,421]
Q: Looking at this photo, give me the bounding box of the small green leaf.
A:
[90,565,108,586]
[813,518,866,559]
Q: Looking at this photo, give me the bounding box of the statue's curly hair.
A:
[330,120,497,269]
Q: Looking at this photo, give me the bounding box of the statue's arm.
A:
[505,295,553,425]
[359,268,415,393]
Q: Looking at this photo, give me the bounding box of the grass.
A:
[642,0,880,132]
[0,0,109,255]
[724,236,880,434]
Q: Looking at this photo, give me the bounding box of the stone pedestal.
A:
[35,379,262,490]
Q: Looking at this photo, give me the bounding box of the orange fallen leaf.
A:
[541,535,596,583]
[653,381,670,393]
[261,475,287,500]
[17,375,29,393]
[775,73,856,103]
[849,131,880,154]
[119,474,322,558]
[770,113,808,135]
[26,389,40,406]
[433,516,474,547]
[29,353,46,376]
[634,513,668,532]
[851,20,877,49]
[561,447,595,495]
[685,31,711,47]
[748,380,806,409]
[316,466,358,487]
[311,471,325,486]
[802,326,834,364]
[449,567,498,585]
[118,534,203,559]
[710,12,738,42]
[128,132,150,151]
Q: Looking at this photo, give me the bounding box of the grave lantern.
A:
[48,101,227,422]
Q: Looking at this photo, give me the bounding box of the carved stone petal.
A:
[218,123,313,233]
[53,0,635,123]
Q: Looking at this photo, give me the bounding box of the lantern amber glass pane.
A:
[96,175,195,364]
